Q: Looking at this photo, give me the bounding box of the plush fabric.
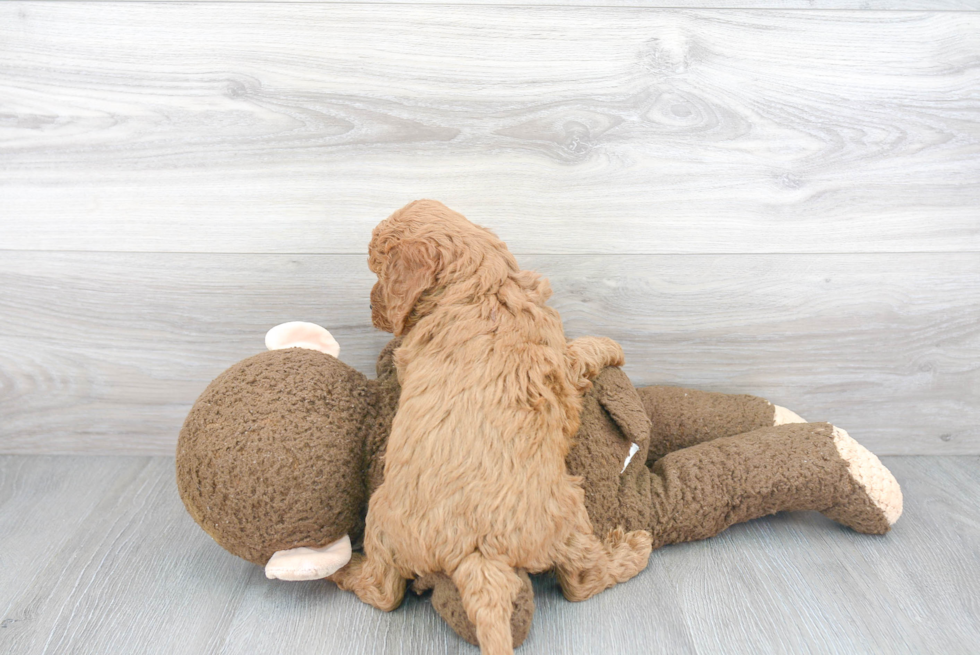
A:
[399,368,897,642]
[177,348,387,564]
[638,385,776,463]
[177,340,900,647]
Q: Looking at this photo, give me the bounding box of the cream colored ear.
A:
[265,322,340,358]
[265,535,353,581]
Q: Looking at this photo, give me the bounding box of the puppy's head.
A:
[368,199,518,336]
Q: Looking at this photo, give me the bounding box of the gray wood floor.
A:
[1,454,978,654]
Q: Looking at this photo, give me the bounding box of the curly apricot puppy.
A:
[332,200,652,655]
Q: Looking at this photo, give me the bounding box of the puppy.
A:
[333,200,652,655]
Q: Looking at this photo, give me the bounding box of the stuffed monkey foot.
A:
[645,422,903,548]
[821,426,903,533]
[772,404,806,425]
[763,404,903,532]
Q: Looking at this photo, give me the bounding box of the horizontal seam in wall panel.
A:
[12,2,980,12]
[4,249,980,257]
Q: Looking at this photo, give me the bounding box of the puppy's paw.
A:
[624,528,653,551]
[327,552,364,590]
[568,337,625,385]
[604,528,652,581]
[598,338,626,369]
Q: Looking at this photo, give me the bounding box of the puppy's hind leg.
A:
[552,497,652,602]
[451,552,524,655]
[567,336,625,389]
[330,525,406,612]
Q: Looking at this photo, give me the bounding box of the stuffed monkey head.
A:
[176,324,375,571]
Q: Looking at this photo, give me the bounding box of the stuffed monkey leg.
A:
[636,386,805,462]
[646,422,902,549]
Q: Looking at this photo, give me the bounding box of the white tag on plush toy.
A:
[265,321,340,358]
[622,442,640,474]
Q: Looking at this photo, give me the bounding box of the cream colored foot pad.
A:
[832,427,903,526]
[772,404,806,425]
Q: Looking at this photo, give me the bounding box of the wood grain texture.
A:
[0,456,259,655]
[41,0,980,10]
[1,251,976,455]
[2,5,979,254]
[1,455,978,654]
[0,456,153,620]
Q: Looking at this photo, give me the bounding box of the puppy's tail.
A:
[451,552,524,655]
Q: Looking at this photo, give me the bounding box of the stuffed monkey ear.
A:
[265,321,341,358]
[383,239,440,336]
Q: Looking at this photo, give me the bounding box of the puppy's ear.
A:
[383,239,440,336]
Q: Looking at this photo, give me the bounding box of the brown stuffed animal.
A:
[176,324,902,648]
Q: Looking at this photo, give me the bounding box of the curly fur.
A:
[333,200,652,655]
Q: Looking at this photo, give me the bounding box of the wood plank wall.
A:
[1,3,978,455]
